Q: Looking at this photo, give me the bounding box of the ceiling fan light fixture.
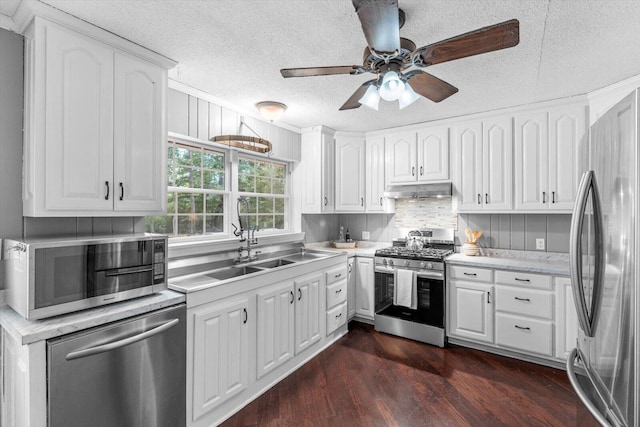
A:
[398,83,420,109]
[358,85,380,110]
[379,71,405,101]
[255,101,287,121]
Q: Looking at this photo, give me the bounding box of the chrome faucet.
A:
[233,197,259,263]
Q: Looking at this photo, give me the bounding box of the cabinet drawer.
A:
[495,286,553,320]
[495,313,553,356]
[495,270,552,290]
[326,265,347,285]
[326,302,347,335]
[326,279,347,309]
[449,266,493,283]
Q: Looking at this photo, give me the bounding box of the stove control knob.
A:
[427,262,433,270]
[382,258,387,266]
[420,262,426,269]
[388,259,394,267]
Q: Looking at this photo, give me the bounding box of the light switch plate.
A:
[536,238,545,250]
[362,231,370,240]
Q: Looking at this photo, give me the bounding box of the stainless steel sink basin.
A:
[205,265,263,280]
[281,252,327,262]
[253,258,296,269]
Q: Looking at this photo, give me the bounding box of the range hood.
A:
[383,183,452,199]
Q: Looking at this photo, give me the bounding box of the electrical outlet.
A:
[536,238,545,250]
[362,231,370,240]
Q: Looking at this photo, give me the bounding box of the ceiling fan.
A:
[280,0,519,111]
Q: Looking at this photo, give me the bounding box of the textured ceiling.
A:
[7,0,640,132]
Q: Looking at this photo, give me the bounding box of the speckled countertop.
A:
[446,249,570,276]
[305,241,391,257]
[0,290,185,345]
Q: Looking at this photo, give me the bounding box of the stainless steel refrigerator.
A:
[568,90,639,427]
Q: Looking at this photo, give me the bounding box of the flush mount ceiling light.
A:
[256,101,287,122]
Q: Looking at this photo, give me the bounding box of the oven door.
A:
[374,266,444,328]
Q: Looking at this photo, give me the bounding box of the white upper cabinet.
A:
[22,16,174,216]
[300,126,335,213]
[514,103,586,211]
[453,116,512,211]
[417,125,449,182]
[385,126,449,185]
[335,133,365,212]
[365,136,394,213]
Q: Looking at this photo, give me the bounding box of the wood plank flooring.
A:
[222,322,597,427]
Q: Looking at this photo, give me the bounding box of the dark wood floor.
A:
[222,322,597,427]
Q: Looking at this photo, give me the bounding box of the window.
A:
[146,141,227,237]
[237,156,287,232]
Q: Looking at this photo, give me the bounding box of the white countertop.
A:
[446,249,570,276]
[0,290,185,345]
[305,241,391,257]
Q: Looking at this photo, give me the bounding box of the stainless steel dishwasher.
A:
[47,304,186,427]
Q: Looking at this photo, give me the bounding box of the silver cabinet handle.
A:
[477,194,481,204]
[324,196,328,206]
[361,197,364,206]
[379,197,383,206]
[243,308,248,324]
[485,193,488,204]
[290,290,294,304]
[514,278,530,282]
[65,318,179,361]
[463,272,477,277]
[336,312,342,319]
[334,273,342,279]
[514,325,530,330]
[570,171,604,337]
[486,291,491,304]
[542,191,546,203]
[298,288,302,301]
[348,264,352,273]
[514,297,531,302]
[119,182,124,201]
[566,349,613,427]
[552,191,556,203]
[104,181,110,200]
[335,288,342,294]
[419,165,423,176]
[411,166,415,176]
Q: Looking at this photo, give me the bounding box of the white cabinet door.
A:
[335,135,365,212]
[555,277,578,360]
[449,280,494,343]
[548,105,585,210]
[44,21,114,212]
[514,111,549,210]
[256,281,295,379]
[192,296,249,420]
[355,257,375,320]
[294,273,321,355]
[453,120,483,211]
[483,116,513,210]
[113,52,166,213]
[300,127,335,213]
[385,130,417,184]
[365,136,386,212]
[417,125,449,182]
[347,258,356,319]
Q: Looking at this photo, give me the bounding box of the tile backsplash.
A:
[394,197,457,229]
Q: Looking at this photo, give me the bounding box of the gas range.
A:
[374,247,453,271]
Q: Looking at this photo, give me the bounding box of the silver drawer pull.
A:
[335,289,342,294]
[463,272,477,276]
[515,278,530,282]
[514,297,531,302]
[334,273,342,279]
[336,313,342,319]
[514,325,531,331]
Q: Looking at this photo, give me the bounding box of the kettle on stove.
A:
[405,230,424,251]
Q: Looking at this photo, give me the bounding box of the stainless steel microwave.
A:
[2,234,167,320]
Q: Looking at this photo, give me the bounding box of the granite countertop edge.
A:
[305,241,391,257]
[0,290,186,345]
[445,250,570,276]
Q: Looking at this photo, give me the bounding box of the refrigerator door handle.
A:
[569,171,604,337]
[566,348,615,427]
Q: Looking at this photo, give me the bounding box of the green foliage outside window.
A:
[237,157,286,231]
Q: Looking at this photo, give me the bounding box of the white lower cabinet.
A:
[448,264,576,365]
[347,258,356,319]
[191,296,249,420]
[354,256,375,320]
[294,273,322,355]
[256,281,295,379]
[449,279,494,343]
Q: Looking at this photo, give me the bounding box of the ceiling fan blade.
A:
[352,0,400,54]
[405,71,458,103]
[281,65,364,78]
[339,79,377,110]
[414,19,519,67]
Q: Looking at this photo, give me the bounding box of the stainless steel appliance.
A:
[567,90,639,426]
[48,303,186,427]
[3,234,167,320]
[374,228,454,347]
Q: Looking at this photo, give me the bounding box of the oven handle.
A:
[374,266,443,280]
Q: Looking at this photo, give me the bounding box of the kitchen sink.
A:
[281,252,327,262]
[205,265,263,280]
[253,258,296,269]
